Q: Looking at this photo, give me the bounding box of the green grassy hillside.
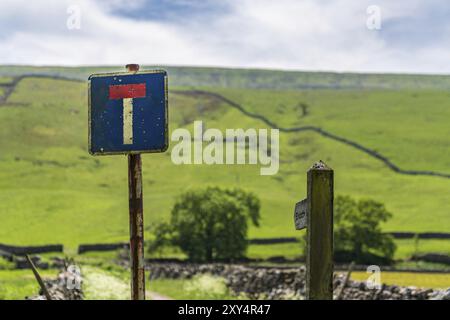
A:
[2,65,450,90]
[0,68,449,257]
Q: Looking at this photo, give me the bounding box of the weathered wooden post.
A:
[26,254,52,300]
[294,160,334,300]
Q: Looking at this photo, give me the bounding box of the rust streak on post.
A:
[126,64,140,72]
[126,63,145,300]
[128,153,145,300]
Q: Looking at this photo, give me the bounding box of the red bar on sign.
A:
[109,83,146,99]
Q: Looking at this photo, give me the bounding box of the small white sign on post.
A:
[294,198,308,230]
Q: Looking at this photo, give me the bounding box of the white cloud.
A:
[0,0,448,73]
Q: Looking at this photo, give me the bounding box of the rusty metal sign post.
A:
[128,151,145,300]
[88,64,168,300]
[126,64,145,300]
[294,160,334,300]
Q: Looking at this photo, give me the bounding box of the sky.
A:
[0,0,449,74]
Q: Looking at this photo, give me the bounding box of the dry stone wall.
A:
[147,263,450,300]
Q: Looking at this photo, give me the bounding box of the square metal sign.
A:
[88,70,168,155]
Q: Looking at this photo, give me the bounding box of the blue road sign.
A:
[88,70,168,155]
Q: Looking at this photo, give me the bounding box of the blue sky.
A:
[0,0,449,73]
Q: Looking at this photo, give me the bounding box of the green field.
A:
[351,271,450,289]
[0,67,449,259]
[0,269,55,300]
[2,267,447,300]
[0,264,239,300]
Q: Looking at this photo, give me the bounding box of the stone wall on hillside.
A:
[27,267,83,300]
[147,263,450,300]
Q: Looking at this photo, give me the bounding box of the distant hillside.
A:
[0,74,449,251]
[1,65,450,90]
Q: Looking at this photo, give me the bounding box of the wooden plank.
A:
[335,261,355,300]
[306,161,334,300]
[26,255,52,300]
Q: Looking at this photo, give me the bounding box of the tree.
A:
[149,187,260,262]
[334,195,396,262]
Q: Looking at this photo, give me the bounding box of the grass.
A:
[0,264,448,300]
[79,262,239,300]
[0,70,448,259]
[395,261,450,271]
[247,239,450,261]
[247,242,303,260]
[351,271,450,289]
[0,76,13,84]
[146,242,304,261]
[394,239,450,260]
[3,267,447,300]
[150,274,240,300]
[73,236,450,267]
[82,265,130,300]
[208,87,450,173]
[147,278,194,299]
[73,252,239,300]
[0,269,56,300]
[0,257,15,270]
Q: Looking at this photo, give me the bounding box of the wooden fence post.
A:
[306,161,334,299]
[294,160,334,300]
